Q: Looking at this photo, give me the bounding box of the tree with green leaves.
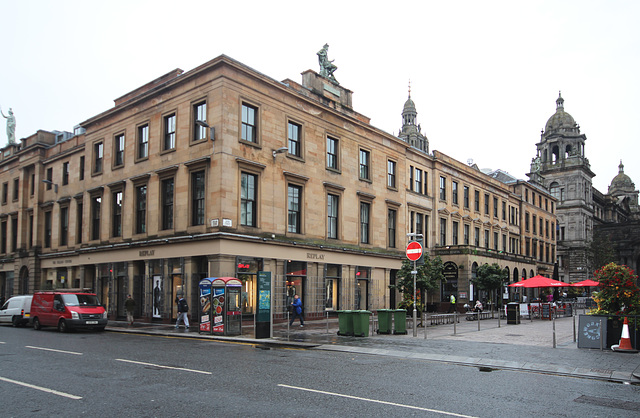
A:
[389,254,445,313]
[472,263,508,310]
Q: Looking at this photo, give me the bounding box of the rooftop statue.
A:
[1,106,15,144]
[317,44,338,84]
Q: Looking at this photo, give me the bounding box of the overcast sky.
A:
[1,0,638,192]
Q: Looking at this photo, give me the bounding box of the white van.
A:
[0,295,33,327]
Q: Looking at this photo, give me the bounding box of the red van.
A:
[31,290,108,332]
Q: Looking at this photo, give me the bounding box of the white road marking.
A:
[0,376,82,400]
[278,384,478,417]
[26,345,83,355]
[115,358,212,375]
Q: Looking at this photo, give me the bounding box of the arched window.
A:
[552,145,560,163]
[565,145,572,158]
[513,268,519,282]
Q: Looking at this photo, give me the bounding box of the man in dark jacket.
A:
[125,294,136,325]
[289,294,304,327]
[175,295,189,331]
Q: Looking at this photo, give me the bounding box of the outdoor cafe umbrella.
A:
[570,279,600,287]
[508,275,567,288]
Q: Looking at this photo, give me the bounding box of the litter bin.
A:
[376,309,393,334]
[353,310,372,337]
[337,310,354,336]
[507,302,520,325]
[393,309,408,335]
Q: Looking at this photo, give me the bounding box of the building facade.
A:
[528,93,640,282]
[0,54,556,322]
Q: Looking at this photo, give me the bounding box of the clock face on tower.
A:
[582,320,601,340]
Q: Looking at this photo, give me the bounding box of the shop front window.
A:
[324,264,341,311]
[236,256,263,315]
[149,259,164,319]
[97,264,110,314]
[286,260,307,311]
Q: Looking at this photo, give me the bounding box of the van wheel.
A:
[12,316,21,327]
[33,317,41,330]
[58,319,68,333]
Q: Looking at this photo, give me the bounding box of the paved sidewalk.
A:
[106,313,640,385]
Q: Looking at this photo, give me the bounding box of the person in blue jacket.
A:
[289,294,304,327]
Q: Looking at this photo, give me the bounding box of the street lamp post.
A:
[195,120,215,151]
[42,179,58,193]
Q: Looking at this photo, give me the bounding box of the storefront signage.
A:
[307,253,325,260]
[443,262,459,280]
[53,259,73,265]
[139,250,155,257]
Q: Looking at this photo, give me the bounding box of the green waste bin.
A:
[376,309,393,334]
[353,310,372,337]
[337,310,354,336]
[393,309,408,335]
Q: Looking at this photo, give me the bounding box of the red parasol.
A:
[570,279,600,287]
[508,275,567,288]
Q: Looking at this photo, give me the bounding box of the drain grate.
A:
[574,395,640,411]
[504,334,524,337]
[590,368,613,374]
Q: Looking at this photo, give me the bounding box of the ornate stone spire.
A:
[398,83,428,154]
[556,90,564,111]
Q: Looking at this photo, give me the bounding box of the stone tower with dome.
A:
[398,88,429,154]
[528,92,595,283]
[607,161,639,217]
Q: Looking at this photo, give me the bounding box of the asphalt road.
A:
[1,326,639,417]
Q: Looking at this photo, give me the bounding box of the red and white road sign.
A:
[406,241,423,261]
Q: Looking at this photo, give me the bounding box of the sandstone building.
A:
[0,55,556,323]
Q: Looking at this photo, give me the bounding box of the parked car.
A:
[0,295,33,327]
[31,290,107,332]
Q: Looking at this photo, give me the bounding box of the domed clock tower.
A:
[528,92,595,282]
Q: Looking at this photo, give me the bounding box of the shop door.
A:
[356,279,369,310]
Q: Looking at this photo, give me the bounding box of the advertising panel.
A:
[199,279,212,333]
[212,288,225,334]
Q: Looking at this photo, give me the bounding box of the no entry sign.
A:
[406,241,423,261]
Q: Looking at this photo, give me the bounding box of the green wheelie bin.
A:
[337,310,354,336]
[393,309,408,335]
[376,309,393,334]
[353,310,372,337]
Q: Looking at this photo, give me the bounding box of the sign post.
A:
[406,239,423,337]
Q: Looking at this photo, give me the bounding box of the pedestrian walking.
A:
[289,294,304,327]
[175,295,190,331]
[449,294,456,312]
[124,294,136,325]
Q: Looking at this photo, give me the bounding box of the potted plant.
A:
[588,263,640,348]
